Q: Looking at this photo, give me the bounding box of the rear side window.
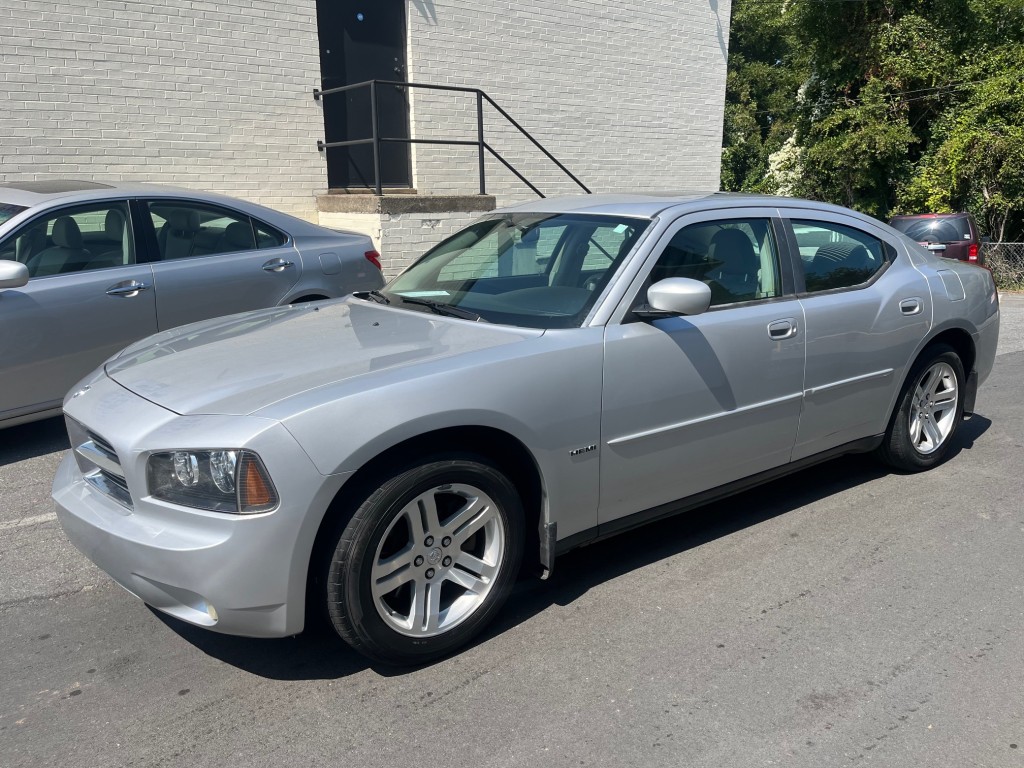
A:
[145,201,260,260]
[790,220,886,292]
[890,217,972,243]
[255,221,287,248]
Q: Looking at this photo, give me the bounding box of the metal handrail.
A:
[314,79,591,198]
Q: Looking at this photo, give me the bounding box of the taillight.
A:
[364,250,382,271]
[968,243,979,263]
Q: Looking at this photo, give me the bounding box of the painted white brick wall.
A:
[0,0,326,220]
[319,209,482,278]
[406,0,732,206]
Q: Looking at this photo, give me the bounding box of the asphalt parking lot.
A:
[2,295,1022,768]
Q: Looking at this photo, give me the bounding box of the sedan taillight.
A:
[365,250,382,271]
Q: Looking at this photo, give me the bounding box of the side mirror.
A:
[0,260,29,290]
[636,277,712,318]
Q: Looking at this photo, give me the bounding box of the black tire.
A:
[877,343,965,472]
[324,455,524,665]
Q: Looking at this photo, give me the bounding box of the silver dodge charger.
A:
[53,193,1000,664]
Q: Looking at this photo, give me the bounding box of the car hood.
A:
[104,298,543,416]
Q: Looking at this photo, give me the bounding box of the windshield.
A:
[0,203,27,228]
[382,213,650,329]
[890,216,972,243]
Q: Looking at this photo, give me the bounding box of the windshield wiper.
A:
[398,297,485,322]
[355,289,390,305]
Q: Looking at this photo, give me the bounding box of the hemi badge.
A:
[569,444,597,457]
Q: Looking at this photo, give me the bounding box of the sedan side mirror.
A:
[636,277,712,318]
[0,260,29,289]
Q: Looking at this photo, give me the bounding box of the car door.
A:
[783,213,932,460]
[0,200,157,420]
[599,210,805,526]
[139,199,301,331]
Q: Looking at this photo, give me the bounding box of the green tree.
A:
[721,0,1024,238]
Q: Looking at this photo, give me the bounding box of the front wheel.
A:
[877,344,965,471]
[325,456,524,665]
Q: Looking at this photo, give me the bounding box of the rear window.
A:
[890,216,972,243]
[0,203,27,227]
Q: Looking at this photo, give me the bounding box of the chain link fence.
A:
[982,242,1024,291]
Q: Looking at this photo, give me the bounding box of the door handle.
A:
[768,318,797,340]
[262,258,294,272]
[105,281,150,297]
[899,297,922,315]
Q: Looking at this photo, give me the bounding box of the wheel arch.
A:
[923,325,976,378]
[882,324,976,435]
[287,292,330,304]
[305,425,546,614]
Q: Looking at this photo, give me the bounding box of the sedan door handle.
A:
[899,297,922,315]
[105,281,150,298]
[768,318,797,340]
[262,258,295,272]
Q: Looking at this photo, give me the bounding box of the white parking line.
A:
[0,513,57,532]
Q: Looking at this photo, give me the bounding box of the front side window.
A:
[0,201,135,278]
[648,218,781,306]
[145,201,260,260]
[790,220,886,292]
[384,213,650,329]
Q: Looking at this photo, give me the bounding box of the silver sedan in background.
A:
[52,193,999,665]
[0,180,384,427]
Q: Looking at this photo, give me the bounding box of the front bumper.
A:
[53,374,350,638]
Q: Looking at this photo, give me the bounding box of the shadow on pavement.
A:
[0,416,69,467]
[152,416,991,680]
[152,610,372,680]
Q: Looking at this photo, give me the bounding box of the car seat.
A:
[707,229,759,299]
[26,217,91,277]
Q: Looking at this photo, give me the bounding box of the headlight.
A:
[147,450,279,514]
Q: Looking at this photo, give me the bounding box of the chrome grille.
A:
[67,418,133,510]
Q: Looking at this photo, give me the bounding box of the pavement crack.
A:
[0,584,97,612]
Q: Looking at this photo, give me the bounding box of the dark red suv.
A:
[889,213,986,265]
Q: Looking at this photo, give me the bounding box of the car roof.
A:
[0,180,250,208]
[498,192,884,223]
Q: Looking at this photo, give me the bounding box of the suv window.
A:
[649,219,781,306]
[790,220,886,292]
[0,201,135,278]
[890,216,972,243]
[145,201,259,260]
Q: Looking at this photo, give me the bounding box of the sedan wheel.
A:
[878,343,965,471]
[370,483,506,638]
[325,456,523,665]
[907,361,959,455]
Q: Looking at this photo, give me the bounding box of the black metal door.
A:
[316,0,411,189]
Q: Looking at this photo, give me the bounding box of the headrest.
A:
[709,229,758,272]
[167,209,201,233]
[223,221,255,250]
[51,217,83,249]
[104,208,126,239]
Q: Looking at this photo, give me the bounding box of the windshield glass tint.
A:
[384,213,650,329]
[891,217,971,243]
[0,203,27,227]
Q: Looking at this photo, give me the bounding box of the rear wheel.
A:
[877,344,965,471]
[325,456,523,665]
